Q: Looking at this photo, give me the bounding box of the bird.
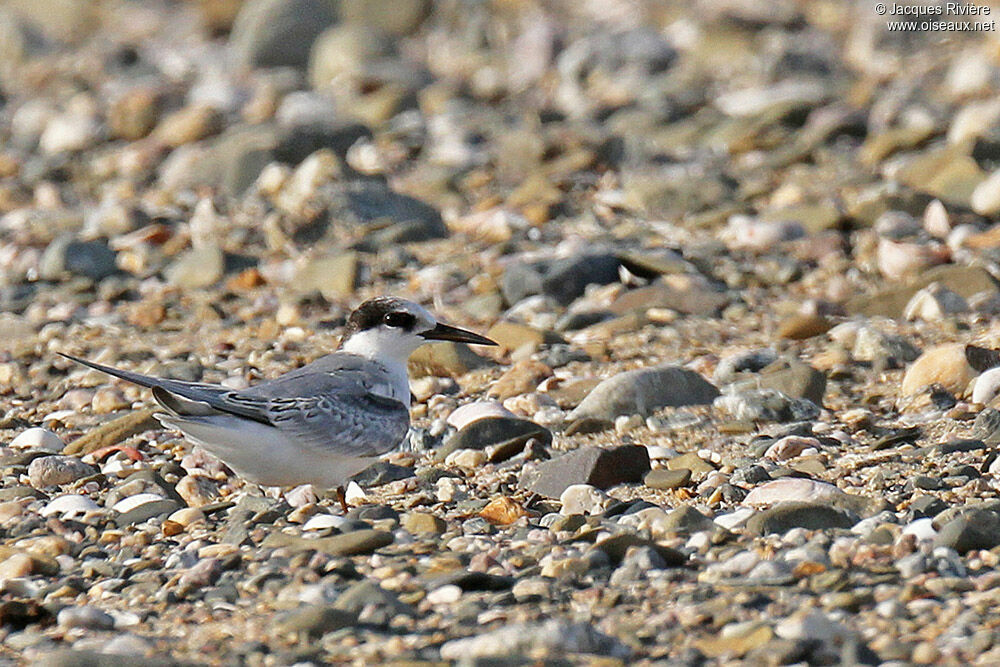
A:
[60,296,497,511]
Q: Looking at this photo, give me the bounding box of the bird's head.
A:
[339,296,496,363]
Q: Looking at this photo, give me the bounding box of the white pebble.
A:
[972,367,1000,404]
[111,493,164,514]
[10,428,64,452]
[344,481,366,505]
[57,605,115,631]
[559,484,607,516]
[972,169,1000,216]
[42,494,101,519]
[426,584,463,604]
[447,401,516,430]
[302,513,349,531]
[714,508,755,530]
[902,518,938,542]
[445,448,487,469]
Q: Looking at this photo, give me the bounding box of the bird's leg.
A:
[336,485,349,514]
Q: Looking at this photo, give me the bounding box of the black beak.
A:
[420,322,497,346]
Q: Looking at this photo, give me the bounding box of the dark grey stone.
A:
[519,445,650,498]
[746,502,855,536]
[436,416,552,462]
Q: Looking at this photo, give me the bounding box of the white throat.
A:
[340,328,421,365]
[339,329,421,402]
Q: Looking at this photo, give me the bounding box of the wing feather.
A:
[61,352,410,457]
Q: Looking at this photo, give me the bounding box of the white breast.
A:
[368,361,410,402]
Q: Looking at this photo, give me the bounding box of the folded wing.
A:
[60,352,410,458]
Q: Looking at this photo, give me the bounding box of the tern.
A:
[60,296,496,510]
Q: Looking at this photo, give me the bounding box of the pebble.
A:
[437,416,551,462]
[903,282,968,321]
[10,428,64,452]
[446,401,516,430]
[519,445,650,498]
[439,620,629,660]
[901,343,978,396]
[175,475,220,508]
[559,484,607,516]
[972,367,1000,404]
[746,502,855,536]
[569,365,719,421]
[402,512,446,535]
[644,468,691,490]
[41,495,101,519]
[27,455,96,488]
[57,606,116,631]
[164,245,225,289]
[476,496,524,525]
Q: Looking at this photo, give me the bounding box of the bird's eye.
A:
[384,312,415,328]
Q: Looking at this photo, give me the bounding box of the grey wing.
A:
[265,391,410,458]
[63,351,409,457]
[221,367,411,458]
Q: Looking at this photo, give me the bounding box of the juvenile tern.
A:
[61,296,496,509]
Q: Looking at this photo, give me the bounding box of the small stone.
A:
[778,313,832,340]
[40,112,99,154]
[502,253,622,306]
[439,619,629,660]
[153,105,223,148]
[756,358,826,405]
[0,553,35,579]
[302,514,348,531]
[903,282,968,322]
[972,169,1000,216]
[972,368,1000,405]
[744,478,872,516]
[57,606,115,631]
[277,605,357,638]
[485,321,566,352]
[230,0,338,70]
[487,359,553,401]
[167,507,206,528]
[763,436,821,461]
[446,402,516,430]
[568,365,719,421]
[296,252,358,301]
[426,584,463,605]
[644,468,691,490]
[113,496,182,527]
[262,529,394,556]
[91,387,129,414]
[408,342,492,378]
[519,445,651,498]
[746,502,855,536]
[41,495,101,519]
[402,511,446,535]
[109,88,160,141]
[666,452,716,478]
[175,475,220,508]
[178,557,224,591]
[559,484,607,516]
[901,343,977,396]
[933,508,1000,553]
[164,245,224,289]
[660,505,716,534]
[479,496,528,525]
[28,455,96,488]
[437,416,551,462]
[10,428,64,452]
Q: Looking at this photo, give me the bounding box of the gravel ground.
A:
[4,0,1000,665]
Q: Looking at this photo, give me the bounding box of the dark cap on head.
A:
[344,297,418,337]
